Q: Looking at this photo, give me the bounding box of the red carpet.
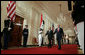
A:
[1,44,78,54]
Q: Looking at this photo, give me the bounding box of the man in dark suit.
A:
[2,20,11,49]
[45,27,53,48]
[54,25,64,50]
[23,25,29,47]
[1,32,3,49]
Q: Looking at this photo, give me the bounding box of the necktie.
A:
[58,28,59,32]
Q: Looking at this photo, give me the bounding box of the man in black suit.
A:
[23,25,29,47]
[54,25,64,50]
[45,27,53,48]
[2,19,11,49]
[1,32,3,49]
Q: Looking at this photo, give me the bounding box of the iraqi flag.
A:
[40,14,45,30]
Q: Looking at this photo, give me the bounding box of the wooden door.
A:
[8,15,24,47]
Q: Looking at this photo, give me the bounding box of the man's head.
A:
[40,28,43,31]
[49,27,51,30]
[58,24,60,28]
[8,16,10,19]
[8,16,10,18]
[8,16,11,21]
[25,25,28,28]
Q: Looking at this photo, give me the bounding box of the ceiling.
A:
[35,1,70,21]
[16,1,72,22]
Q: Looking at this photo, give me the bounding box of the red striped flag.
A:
[7,1,16,22]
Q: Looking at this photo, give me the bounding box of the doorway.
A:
[8,15,24,47]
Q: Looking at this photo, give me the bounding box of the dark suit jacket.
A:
[54,28,64,39]
[45,30,53,40]
[23,28,29,37]
[2,28,10,41]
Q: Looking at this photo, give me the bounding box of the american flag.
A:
[7,1,16,22]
